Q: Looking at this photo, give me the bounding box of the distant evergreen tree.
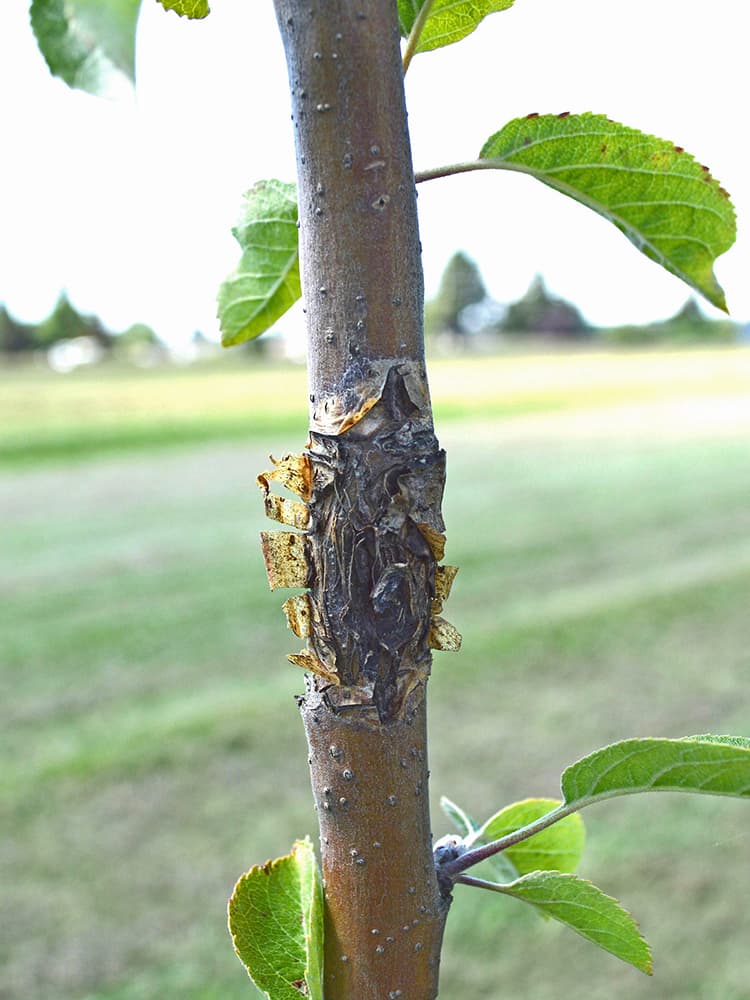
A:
[499,275,589,338]
[428,251,488,338]
[661,298,734,342]
[34,292,112,349]
[0,305,35,353]
[604,298,735,345]
[669,298,706,328]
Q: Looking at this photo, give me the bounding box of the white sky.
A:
[1,0,748,345]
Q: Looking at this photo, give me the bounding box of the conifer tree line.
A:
[426,253,738,344]
[2,259,737,360]
[0,293,158,356]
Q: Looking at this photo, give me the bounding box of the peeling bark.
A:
[306,363,446,723]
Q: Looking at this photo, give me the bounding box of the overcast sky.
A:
[1,0,748,344]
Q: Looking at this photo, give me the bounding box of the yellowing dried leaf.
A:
[260,531,309,590]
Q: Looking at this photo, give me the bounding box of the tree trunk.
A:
[271,1,453,996]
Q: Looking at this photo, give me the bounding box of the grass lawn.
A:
[2,349,750,998]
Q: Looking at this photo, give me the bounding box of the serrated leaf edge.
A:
[228,837,323,1000]
[478,114,735,311]
[466,870,653,975]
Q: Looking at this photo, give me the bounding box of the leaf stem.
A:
[402,0,436,75]
[443,803,574,879]
[455,873,512,893]
[415,160,509,183]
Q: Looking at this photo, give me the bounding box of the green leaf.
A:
[154,0,210,18]
[687,734,750,750]
[475,871,652,974]
[440,795,477,839]
[479,113,736,311]
[562,736,750,812]
[440,795,518,880]
[228,837,324,1000]
[218,180,301,348]
[30,0,141,96]
[398,0,515,53]
[470,798,585,876]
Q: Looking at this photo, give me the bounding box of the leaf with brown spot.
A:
[479,113,736,311]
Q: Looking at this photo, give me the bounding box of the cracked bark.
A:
[272,1,451,996]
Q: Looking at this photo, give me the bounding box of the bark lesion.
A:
[257,362,461,722]
[306,364,446,722]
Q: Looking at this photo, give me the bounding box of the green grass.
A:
[3,346,749,465]
[2,351,750,999]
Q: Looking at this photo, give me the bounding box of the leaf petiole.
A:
[442,735,750,882]
[415,160,496,183]
[443,802,572,878]
[402,0,437,74]
[455,873,511,891]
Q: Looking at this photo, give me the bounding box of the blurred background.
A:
[3,1,750,999]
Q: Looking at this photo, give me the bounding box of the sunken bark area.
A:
[301,691,448,1000]
[306,365,446,723]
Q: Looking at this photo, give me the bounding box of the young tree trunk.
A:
[271,2,452,996]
